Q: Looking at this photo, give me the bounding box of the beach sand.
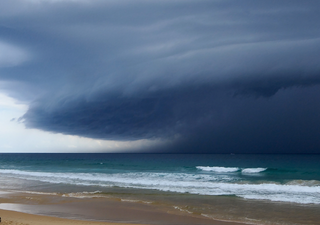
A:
[0,191,244,225]
[0,209,136,225]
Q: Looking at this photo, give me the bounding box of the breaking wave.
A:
[241,168,267,173]
[197,166,267,174]
[0,169,319,204]
[196,166,239,173]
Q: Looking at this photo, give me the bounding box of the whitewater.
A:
[0,154,319,205]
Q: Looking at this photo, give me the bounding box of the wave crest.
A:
[241,168,267,174]
[196,166,239,173]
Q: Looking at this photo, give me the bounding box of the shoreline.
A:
[0,191,244,225]
[1,154,320,225]
[0,209,143,225]
[1,189,320,225]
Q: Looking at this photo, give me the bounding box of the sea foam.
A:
[241,168,267,173]
[196,166,239,173]
[1,168,320,204]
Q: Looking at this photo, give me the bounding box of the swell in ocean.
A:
[0,154,320,225]
[0,165,319,204]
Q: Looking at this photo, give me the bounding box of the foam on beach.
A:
[1,168,320,204]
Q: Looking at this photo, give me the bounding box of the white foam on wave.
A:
[173,206,192,214]
[150,182,320,204]
[0,169,236,192]
[286,180,320,187]
[62,191,104,198]
[1,169,320,204]
[20,191,59,196]
[120,199,152,204]
[196,166,239,173]
[241,168,267,174]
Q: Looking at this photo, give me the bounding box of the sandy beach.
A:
[0,209,139,225]
[0,191,244,225]
[0,208,246,225]
[1,154,319,225]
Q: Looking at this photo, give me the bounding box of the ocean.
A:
[0,153,319,224]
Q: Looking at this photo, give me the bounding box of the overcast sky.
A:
[1,0,320,153]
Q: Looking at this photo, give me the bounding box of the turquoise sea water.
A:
[1,153,320,225]
[0,153,319,204]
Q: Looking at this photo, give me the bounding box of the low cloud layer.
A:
[1,0,320,153]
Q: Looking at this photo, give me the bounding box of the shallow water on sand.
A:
[0,153,319,224]
[1,186,319,225]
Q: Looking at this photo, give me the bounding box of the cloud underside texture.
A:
[2,0,320,153]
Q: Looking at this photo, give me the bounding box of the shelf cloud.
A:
[1,0,320,153]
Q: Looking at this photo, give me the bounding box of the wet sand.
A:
[0,209,137,225]
[0,191,244,225]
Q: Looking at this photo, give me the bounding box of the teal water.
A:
[0,153,319,205]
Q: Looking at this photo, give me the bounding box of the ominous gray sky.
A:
[1,0,320,153]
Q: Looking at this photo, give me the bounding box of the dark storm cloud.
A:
[162,86,320,154]
[1,0,320,153]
